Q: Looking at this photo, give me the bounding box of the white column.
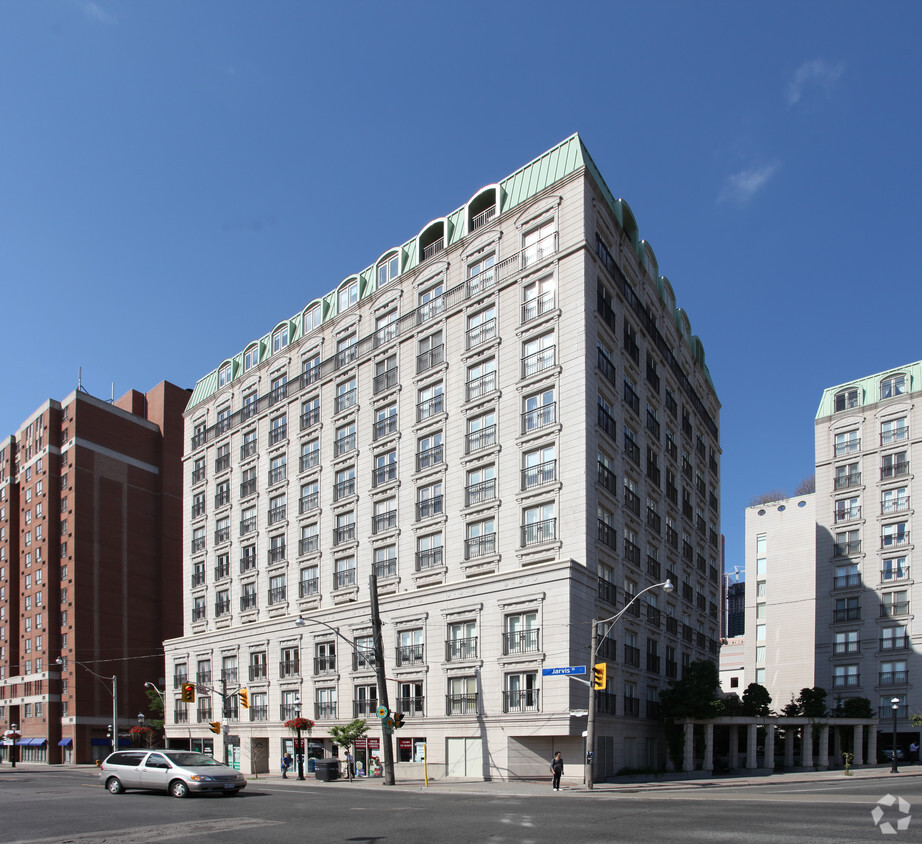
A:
[728,725,739,769]
[683,722,694,772]
[764,724,775,770]
[746,724,758,769]
[817,725,829,769]
[853,725,864,766]
[703,722,714,772]
[801,724,813,767]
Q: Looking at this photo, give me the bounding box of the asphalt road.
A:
[2,768,920,843]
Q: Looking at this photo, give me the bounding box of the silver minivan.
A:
[100,750,247,798]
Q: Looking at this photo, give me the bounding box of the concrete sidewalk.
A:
[5,761,922,797]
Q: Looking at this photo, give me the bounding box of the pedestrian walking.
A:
[281,752,292,778]
[550,751,564,791]
[910,741,919,765]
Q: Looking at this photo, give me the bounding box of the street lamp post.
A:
[294,698,305,781]
[891,697,901,774]
[3,724,20,768]
[586,579,674,790]
[57,656,118,756]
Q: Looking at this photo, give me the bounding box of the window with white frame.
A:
[834,497,860,523]
[334,556,356,589]
[218,363,232,388]
[303,305,321,334]
[834,630,858,654]
[523,444,555,490]
[504,672,539,713]
[882,486,908,514]
[299,564,319,597]
[373,545,396,579]
[882,556,908,582]
[418,282,444,321]
[881,417,908,446]
[338,280,358,312]
[244,345,259,372]
[465,517,496,559]
[375,308,398,345]
[832,664,859,688]
[465,464,495,506]
[522,388,555,433]
[417,331,443,372]
[447,676,477,714]
[417,382,443,421]
[377,253,399,288]
[880,374,906,400]
[467,252,495,294]
[374,403,398,440]
[272,325,289,353]
[834,388,859,412]
[417,480,443,519]
[504,611,538,655]
[522,274,555,322]
[522,502,555,546]
[466,409,496,453]
[416,532,443,570]
[522,221,555,266]
[522,331,555,379]
[882,522,908,548]
[834,430,860,456]
[466,358,496,401]
[466,305,496,349]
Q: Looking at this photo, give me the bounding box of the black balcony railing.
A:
[446,694,479,716]
[446,637,478,661]
[395,644,425,666]
[502,629,540,655]
[503,690,540,713]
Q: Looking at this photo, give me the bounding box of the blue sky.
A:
[2,0,920,570]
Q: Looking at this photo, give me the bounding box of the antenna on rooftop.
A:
[77,367,90,394]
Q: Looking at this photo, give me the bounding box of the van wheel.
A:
[169,779,190,798]
[106,777,124,795]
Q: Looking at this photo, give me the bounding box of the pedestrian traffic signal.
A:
[181,682,195,703]
[592,662,607,690]
[393,712,405,729]
[238,688,249,709]
[209,721,222,735]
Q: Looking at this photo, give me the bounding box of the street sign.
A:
[542,666,587,676]
[569,709,589,716]
[376,706,389,719]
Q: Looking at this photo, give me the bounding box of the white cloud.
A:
[718,162,780,205]
[74,1,116,25]
[787,59,844,105]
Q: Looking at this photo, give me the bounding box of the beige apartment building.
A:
[162,135,722,780]
[816,363,921,744]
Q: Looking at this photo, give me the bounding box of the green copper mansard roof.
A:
[816,360,922,419]
[188,133,715,409]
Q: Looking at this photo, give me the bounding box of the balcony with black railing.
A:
[268,585,287,604]
[465,533,496,560]
[334,568,356,589]
[446,637,477,661]
[395,643,425,667]
[373,510,397,534]
[373,557,397,579]
[467,319,496,350]
[522,290,555,323]
[598,578,617,605]
[522,403,556,434]
[522,518,556,548]
[352,649,376,671]
[214,599,230,617]
[299,492,320,514]
[300,407,320,430]
[268,465,287,485]
[522,347,555,379]
[353,698,379,717]
[833,539,861,557]
[881,601,910,617]
[334,478,356,501]
[417,345,445,374]
[597,520,617,550]
[416,445,443,472]
[466,372,497,402]
[881,461,909,480]
[502,629,540,655]
[240,593,258,611]
[240,478,257,498]
[879,670,909,685]
[374,367,398,395]
[416,496,443,520]
[313,656,336,676]
[299,577,319,598]
[314,702,337,720]
[333,523,356,546]
[335,388,357,414]
[249,705,268,722]
[834,607,861,622]
[416,395,444,422]
[503,690,540,713]
[597,406,616,440]
[239,553,256,573]
[374,415,399,440]
[191,570,206,588]
[522,460,556,490]
[446,694,479,716]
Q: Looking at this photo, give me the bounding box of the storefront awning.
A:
[57,738,73,747]
[18,738,47,747]
[91,737,130,747]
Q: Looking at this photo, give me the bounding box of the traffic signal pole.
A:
[585,618,598,790]
[369,574,395,785]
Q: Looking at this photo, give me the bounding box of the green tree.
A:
[328,719,369,781]
[741,683,772,716]
[143,687,165,746]
[835,697,873,718]
[660,660,723,769]
[797,687,828,718]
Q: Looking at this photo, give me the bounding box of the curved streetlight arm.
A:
[593,580,673,659]
[56,655,117,755]
[144,682,165,706]
[296,615,357,652]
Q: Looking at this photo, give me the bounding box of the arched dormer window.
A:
[881,374,907,401]
[217,362,233,388]
[419,220,445,262]
[337,277,359,313]
[834,388,859,412]
[244,344,260,372]
[272,324,289,354]
[303,304,321,335]
[468,186,498,232]
[377,252,400,288]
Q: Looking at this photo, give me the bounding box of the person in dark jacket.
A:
[550,751,564,791]
[281,752,292,778]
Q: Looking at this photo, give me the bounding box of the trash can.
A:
[307,758,316,774]
[314,758,340,781]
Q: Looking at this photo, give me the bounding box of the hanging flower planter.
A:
[284,717,315,733]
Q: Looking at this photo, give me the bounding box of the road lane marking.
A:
[6,818,282,844]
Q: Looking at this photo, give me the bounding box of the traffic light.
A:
[592,662,607,691]
[393,712,405,730]
[181,682,195,703]
[238,688,249,709]
[209,721,222,735]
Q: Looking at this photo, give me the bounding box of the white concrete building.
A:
[162,135,722,780]
[743,494,816,709]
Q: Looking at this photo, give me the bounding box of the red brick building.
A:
[0,381,188,763]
